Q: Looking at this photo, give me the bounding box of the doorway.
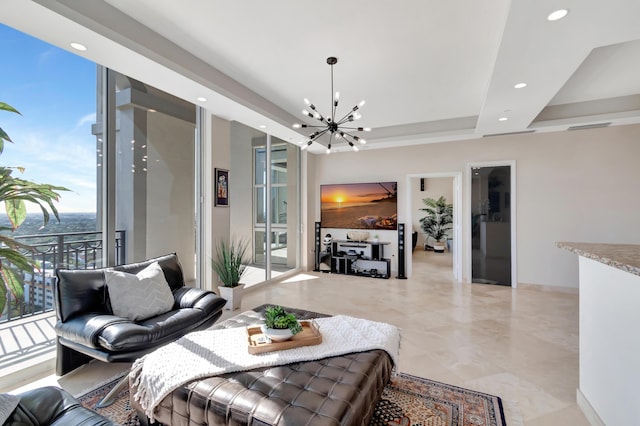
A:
[469,162,516,286]
[405,172,462,281]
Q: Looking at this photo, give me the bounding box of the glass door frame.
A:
[466,160,517,287]
[252,138,296,275]
[100,67,201,285]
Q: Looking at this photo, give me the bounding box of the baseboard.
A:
[576,388,605,426]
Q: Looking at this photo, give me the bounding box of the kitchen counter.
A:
[556,242,640,276]
[558,241,640,426]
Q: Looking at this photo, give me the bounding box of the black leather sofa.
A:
[3,386,116,425]
[54,253,227,376]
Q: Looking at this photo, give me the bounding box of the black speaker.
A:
[397,223,407,279]
[420,178,425,191]
[314,222,321,271]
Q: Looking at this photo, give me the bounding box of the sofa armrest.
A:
[173,287,227,314]
[56,314,130,349]
[6,386,117,426]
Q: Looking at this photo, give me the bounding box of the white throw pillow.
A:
[105,262,175,321]
[0,393,20,423]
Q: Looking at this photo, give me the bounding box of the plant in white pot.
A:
[261,305,303,342]
[211,237,249,310]
[419,196,453,253]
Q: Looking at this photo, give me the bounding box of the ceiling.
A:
[3,0,640,153]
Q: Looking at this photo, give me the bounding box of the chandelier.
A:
[293,57,371,154]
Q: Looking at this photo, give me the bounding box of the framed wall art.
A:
[215,168,229,207]
[320,181,398,230]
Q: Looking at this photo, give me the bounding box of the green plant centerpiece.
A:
[262,305,303,342]
[419,196,453,253]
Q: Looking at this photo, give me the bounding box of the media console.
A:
[328,240,391,279]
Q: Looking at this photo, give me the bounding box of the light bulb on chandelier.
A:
[293,57,371,153]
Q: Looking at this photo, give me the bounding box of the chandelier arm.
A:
[309,128,331,141]
[335,110,358,125]
[338,131,365,144]
[301,103,328,124]
[339,131,357,140]
[336,126,364,131]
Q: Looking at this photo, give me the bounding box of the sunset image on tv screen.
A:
[321,182,397,230]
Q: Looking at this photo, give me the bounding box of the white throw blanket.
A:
[130,315,400,421]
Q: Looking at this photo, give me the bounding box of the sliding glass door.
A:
[254,142,299,270]
[230,122,300,284]
[96,68,198,281]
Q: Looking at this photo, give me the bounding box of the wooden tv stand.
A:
[330,240,391,279]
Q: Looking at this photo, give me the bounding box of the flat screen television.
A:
[321,182,398,230]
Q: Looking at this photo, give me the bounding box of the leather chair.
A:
[54,253,226,406]
[4,386,116,425]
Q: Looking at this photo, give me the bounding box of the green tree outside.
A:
[0,102,69,315]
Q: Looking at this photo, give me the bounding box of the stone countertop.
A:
[557,242,640,277]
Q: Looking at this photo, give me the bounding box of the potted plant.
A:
[261,305,303,342]
[419,196,453,253]
[211,237,249,310]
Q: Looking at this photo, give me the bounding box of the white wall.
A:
[230,122,257,246]
[307,124,640,287]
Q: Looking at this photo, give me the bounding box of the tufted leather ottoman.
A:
[132,305,393,426]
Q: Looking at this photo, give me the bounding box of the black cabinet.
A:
[330,240,391,279]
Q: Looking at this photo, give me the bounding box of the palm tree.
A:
[419,196,453,247]
[0,102,68,315]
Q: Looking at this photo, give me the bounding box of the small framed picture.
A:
[215,168,229,207]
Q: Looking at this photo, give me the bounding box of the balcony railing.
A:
[1,230,126,323]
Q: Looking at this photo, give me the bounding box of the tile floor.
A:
[10,250,589,425]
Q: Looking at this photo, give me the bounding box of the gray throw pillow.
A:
[105,261,175,321]
[0,393,20,424]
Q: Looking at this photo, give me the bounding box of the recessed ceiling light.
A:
[197,97,207,102]
[498,117,508,121]
[547,9,568,21]
[514,83,527,89]
[259,125,267,129]
[70,42,87,51]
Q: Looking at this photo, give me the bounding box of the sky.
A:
[1,23,97,212]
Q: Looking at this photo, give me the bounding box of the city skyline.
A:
[1,23,97,213]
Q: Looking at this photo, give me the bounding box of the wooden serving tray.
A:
[247,320,322,354]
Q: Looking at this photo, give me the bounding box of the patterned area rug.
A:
[78,372,506,426]
[372,373,506,426]
[78,374,139,426]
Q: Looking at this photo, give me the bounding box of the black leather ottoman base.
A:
[133,306,393,426]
